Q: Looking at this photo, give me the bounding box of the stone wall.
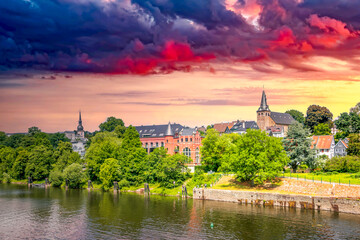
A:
[193,188,360,215]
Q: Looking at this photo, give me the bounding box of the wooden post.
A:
[27,176,32,188]
[87,180,93,191]
[113,181,118,193]
[182,185,187,198]
[65,179,69,190]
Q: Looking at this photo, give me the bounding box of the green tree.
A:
[350,102,360,114]
[48,132,70,148]
[99,158,121,190]
[347,133,360,156]
[282,122,315,171]
[5,134,25,148]
[157,154,189,188]
[25,145,54,180]
[63,163,86,188]
[53,141,82,171]
[99,116,125,132]
[28,126,41,136]
[0,146,16,176]
[85,131,122,181]
[313,123,331,135]
[220,130,288,184]
[305,105,333,132]
[118,126,147,185]
[335,112,360,136]
[200,129,240,172]
[146,147,168,183]
[49,170,64,187]
[114,125,126,138]
[0,132,7,145]
[285,109,305,124]
[11,147,29,180]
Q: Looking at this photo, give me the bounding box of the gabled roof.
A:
[230,121,259,132]
[311,135,334,150]
[270,112,295,125]
[213,121,237,133]
[335,140,348,149]
[135,123,184,138]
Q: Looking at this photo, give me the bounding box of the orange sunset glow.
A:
[0,0,359,133]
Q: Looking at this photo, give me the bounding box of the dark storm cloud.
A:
[0,0,359,74]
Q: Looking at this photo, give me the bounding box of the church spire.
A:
[165,121,173,136]
[257,90,270,112]
[77,111,84,132]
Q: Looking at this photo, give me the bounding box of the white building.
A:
[63,112,87,157]
[311,135,335,159]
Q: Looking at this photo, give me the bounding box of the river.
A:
[0,184,359,240]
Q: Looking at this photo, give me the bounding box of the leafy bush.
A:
[324,156,360,173]
[2,172,11,183]
[49,170,63,187]
[350,173,360,179]
[118,179,130,189]
[63,163,86,189]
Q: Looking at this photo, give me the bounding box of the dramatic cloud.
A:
[0,0,359,74]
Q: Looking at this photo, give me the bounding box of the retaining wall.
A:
[193,188,360,215]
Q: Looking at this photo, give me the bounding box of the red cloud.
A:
[115,40,216,74]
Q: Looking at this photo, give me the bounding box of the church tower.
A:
[164,121,175,154]
[77,111,85,138]
[256,90,272,131]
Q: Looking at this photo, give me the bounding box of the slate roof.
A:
[180,127,197,136]
[135,123,183,138]
[270,112,295,125]
[230,121,259,132]
[311,135,334,150]
[336,140,348,149]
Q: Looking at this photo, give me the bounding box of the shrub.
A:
[2,172,11,183]
[63,163,86,189]
[324,156,360,173]
[49,170,63,187]
[118,179,130,189]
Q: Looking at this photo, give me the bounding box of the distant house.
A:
[213,121,237,134]
[229,120,259,134]
[334,139,348,157]
[266,125,285,138]
[311,135,335,159]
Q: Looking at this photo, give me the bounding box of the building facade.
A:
[135,122,203,166]
[311,135,335,159]
[63,111,87,157]
[256,90,295,136]
[334,139,348,157]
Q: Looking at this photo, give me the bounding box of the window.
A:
[183,147,191,160]
[150,142,153,147]
[161,142,164,147]
[185,138,188,142]
[156,142,158,147]
[167,140,168,143]
[190,138,193,142]
[195,148,200,164]
[181,138,183,142]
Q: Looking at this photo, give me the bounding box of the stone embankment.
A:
[193,188,360,215]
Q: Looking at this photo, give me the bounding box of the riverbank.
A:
[193,188,360,215]
[194,176,360,214]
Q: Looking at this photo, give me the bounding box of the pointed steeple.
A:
[77,111,84,131]
[165,121,173,136]
[257,90,270,112]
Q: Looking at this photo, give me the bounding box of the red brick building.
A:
[135,122,203,166]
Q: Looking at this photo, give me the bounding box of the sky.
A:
[0,0,360,133]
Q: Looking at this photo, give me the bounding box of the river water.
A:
[0,184,359,240]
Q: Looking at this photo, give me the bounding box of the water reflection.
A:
[0,184,359,240]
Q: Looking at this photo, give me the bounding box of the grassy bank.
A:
[283,172,360,185]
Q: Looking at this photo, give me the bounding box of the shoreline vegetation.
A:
[6,172,360,200]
